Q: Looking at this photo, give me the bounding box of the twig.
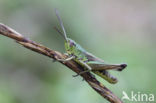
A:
[0,23,123,103]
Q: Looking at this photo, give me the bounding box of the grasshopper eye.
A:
[69,41,75,47]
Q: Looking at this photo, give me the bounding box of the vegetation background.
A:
[0,0,155,103]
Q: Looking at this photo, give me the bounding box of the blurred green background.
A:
[0,0,155,103]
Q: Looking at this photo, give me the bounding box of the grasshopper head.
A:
[65,38,77,54]
[55,9,79,55]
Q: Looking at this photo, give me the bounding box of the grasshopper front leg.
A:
[57,56,75,62]
[53,53,75,62]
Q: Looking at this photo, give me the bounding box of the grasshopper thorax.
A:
[64,38,88,61]
[65,38,76,55]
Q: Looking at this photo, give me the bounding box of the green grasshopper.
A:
[54,9,127,84]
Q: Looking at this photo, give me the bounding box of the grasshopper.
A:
[54,9,127,84]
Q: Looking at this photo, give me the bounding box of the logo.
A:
[122,91,155,102]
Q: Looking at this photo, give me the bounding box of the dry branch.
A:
[0,23,123,103]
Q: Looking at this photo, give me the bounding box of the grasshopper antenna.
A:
[54,26,65,39]
[55,9,68,42]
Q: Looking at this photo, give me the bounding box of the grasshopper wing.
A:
[88,61,127,71]
[85,52,127,71]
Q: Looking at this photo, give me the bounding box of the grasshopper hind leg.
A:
[72,69,91,77]
[93,70,118,84]
[57,56,74,62]
[53,53,75,62]
[73,60,93,77]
